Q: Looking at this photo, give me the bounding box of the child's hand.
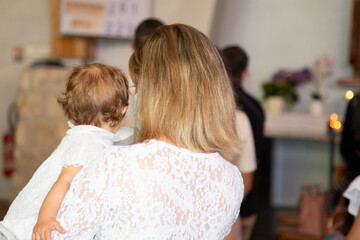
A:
[32,218,66,240]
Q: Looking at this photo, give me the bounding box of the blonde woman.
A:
[52,24,244,240]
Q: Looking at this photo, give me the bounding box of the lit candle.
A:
[330,113,338,121]
[329,113,342,131]
[345,90,354,101]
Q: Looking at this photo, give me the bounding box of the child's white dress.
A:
[0,123,128,240]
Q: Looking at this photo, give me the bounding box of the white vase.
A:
[266,96,284,114]
[309,99,324,116]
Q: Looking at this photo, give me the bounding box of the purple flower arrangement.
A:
[263,56,333,106]
[272,68,312,85]
[263,68,312,104]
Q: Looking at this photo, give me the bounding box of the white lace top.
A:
[53,139,244,240]
[0,123,124,240]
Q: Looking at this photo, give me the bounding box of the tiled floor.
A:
[252,207,278,240]
[250,176,278,238]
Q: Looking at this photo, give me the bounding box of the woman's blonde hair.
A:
[58,63,129,127]
[131,24,239,161]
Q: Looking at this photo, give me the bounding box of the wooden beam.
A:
[51,0,96,59]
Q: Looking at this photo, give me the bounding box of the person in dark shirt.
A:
[326,93,360,236]
[222,45,265,240]
[341,93,360,181]
[334,93,360,234]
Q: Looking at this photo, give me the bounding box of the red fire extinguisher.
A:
[3,102,17,178]
[3,132,15,177]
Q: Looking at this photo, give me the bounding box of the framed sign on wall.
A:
[59,0,153,39]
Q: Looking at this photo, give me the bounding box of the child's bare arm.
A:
[32,166,82,240]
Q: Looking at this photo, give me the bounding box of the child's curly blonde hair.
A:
[58,63,129,127]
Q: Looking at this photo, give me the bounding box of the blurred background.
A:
[0,0,357,239]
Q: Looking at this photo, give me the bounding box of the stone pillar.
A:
[11,66,69,200]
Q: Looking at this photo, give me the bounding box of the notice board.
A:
[60,0,153,39]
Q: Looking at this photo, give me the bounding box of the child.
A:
[0,63,129,240]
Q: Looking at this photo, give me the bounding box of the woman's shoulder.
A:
[101,142,149,165]
[218,157,244,183]
[104,139,186,156]
[102,139,242,179]
[104,140,150,154]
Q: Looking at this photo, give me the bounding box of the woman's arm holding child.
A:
[32,166,82,240]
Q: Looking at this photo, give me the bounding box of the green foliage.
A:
[262,79,298,103]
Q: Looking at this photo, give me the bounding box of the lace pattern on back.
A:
[55,140,243,240]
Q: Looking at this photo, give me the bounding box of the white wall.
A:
[211,0,354,115]
[0,0,52,199]
[97,0,217,76]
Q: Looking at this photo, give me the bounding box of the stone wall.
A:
[11,66,69,199]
